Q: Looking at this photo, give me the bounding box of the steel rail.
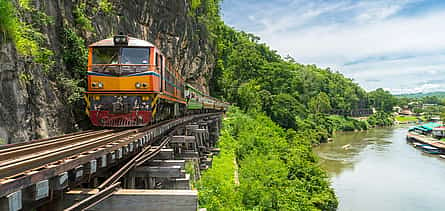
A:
[0,132,120,168]
[96,144,153,190]
[0,130,114,161]
[0,130,137,178]
[135,136,171,166]
[0,130,96,150]
[64,182,121,211]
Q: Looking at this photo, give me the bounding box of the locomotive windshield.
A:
[91,47,151,75]
[92,47,119,64]
[121,48,149,64]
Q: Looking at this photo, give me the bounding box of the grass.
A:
[395,115,418,123]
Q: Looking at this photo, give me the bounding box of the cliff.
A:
[0,0,216,143]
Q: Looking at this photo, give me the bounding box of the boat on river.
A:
[413,142,429,148]
[421,145,441,154]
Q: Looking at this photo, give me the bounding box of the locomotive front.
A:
[85,35,161,127]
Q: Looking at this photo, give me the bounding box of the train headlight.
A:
[142,83,148,88]
[113,35,129,45]
[92,82,104,89]
[135,82,141,88]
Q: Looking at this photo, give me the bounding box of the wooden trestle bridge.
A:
[0,113,223,211]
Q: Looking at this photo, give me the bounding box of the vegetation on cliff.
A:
[198,108,337,210]
[0,0,54,71]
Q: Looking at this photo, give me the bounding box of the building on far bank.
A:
[393,106,401,113]
[432,126,445,138]
[399,109,413,116]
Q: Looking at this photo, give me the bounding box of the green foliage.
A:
[0,0,19,41]
[198,129,242,210]
[368,88,398,112]
[199,108,338,210]
[56,76,85,104]
[308,92,332,113]
[73,3,94,32]
[58,26,88,105]
[367,112,394,127]
[422,96,443,105]
[60,27,88,79]
[98,0,114,14]
[18,0,30,9]
[185,161,197,188]
[270,93,305,129]
[326,115,369,132]
[396,91,445,99]
[236,81,262,112]
[207,17,383,135]
[0,138,5,145]
[0,0,55,71]
[413,107,423,114]
[190,0,202,11]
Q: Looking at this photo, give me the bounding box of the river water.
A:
[314,126,445,211]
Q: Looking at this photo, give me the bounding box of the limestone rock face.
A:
[0,0,215,143]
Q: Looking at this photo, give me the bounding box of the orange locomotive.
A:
[85,35,186,127]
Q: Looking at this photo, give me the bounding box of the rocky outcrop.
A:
[0,0,215,143]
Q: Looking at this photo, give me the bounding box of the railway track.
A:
[0,130,136,179]
[0,114,217,190]
[0,112,222,211]
[0,118,169,180]
[0,130,114,161]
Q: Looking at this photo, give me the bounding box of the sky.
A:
[221,0,445,94]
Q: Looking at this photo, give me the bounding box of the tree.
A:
[236,81,262,112]
[368,88,397,112]
[269,93,306,129]
[308,92,332,113]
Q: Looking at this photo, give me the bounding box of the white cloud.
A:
[222,0,445,94]
[262,11,445,64]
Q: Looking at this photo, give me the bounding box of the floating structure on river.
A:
[407,123,445,155]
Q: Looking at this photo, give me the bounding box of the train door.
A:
[160,54,164,92]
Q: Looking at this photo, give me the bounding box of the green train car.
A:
[185,84,229,112]
[185,84,204,110]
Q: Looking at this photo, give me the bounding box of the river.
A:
[314,126,445,211]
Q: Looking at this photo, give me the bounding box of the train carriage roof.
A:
[186,84,204,95]
[89,37,155,47]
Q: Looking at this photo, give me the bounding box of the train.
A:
[84,35,229,127]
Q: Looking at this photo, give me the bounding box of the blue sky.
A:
[221,0,445,94]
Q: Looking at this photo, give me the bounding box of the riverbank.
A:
[198,109,337,210]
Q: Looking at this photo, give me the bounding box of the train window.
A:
[160,55,164,71]
[155,53,159,68]
[121,48,150,64]
[92,47,119,64]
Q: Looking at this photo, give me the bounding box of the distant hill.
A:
[396,91,445,98]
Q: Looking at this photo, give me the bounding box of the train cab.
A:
[85,35,222,127]
[85,35,167,127]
